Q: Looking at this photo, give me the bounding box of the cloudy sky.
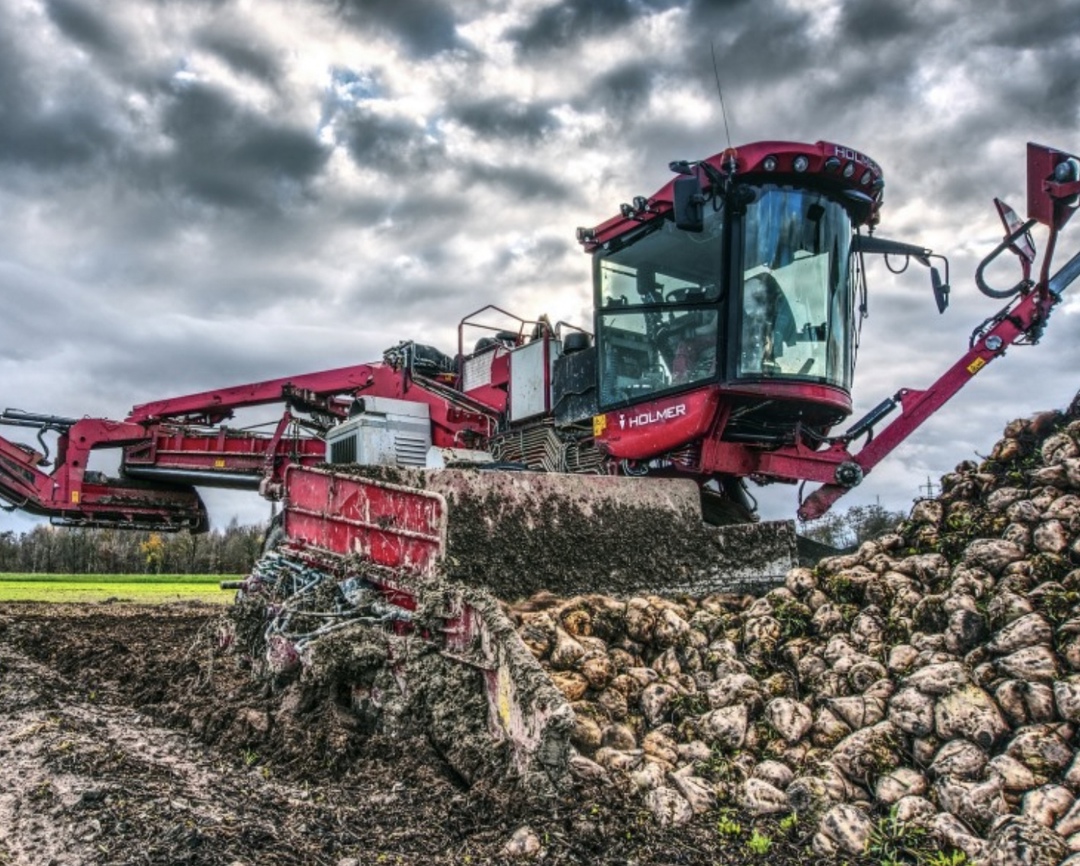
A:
[1,0,1079,533]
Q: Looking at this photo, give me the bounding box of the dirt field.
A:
[0,601,825,866]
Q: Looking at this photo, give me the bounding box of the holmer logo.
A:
[618,403,687,429]
[832,145,881,175]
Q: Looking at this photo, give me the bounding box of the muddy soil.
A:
[0,601,836,866]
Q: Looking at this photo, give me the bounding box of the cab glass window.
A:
[598,309,719,406]
[737,187,854,388]
[595,210,725,408]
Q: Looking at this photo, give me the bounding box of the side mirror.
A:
[852,235,950,314]
[931,266,949,313]
[673,175,704,232]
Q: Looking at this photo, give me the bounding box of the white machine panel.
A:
[325,397,432,468]
[509,339,559,422]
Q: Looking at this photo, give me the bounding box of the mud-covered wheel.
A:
[260,512,285,556]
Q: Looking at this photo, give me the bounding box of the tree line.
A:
[798,502,909,551]
[0,519,266,575]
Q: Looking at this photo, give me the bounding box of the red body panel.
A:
[123,427,326,480]
[282,466,446,578]
[719,380,852,413]
[461,350,511,412]
[595,390,719,460]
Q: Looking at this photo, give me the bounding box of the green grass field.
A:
[0,573,240,604]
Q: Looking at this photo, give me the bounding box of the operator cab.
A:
[582,141,887,442]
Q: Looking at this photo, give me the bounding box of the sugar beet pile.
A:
[502,396,1080,865]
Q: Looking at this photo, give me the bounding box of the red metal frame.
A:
[122,425,327,486]
[0,359,498,529]
[0,418,209,529]
[1,141,1077,534]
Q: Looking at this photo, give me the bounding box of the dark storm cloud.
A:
[809,5,1079,202]
[195,29,284,84]
[0,103,118,170]
[995,55,1080,128]
[346,273,467,320]
[463,161,572,201]
[837,0,919,43]
[0,277,59,363]
[86,328,342,407]
[386,193,472,227]
[451,99,560,142]
[330,0,463,57]
[45,0,124,56]
[176,267,327,317]
[508,0,680,54]
[657,0,818,120]
[789,52,921,139]
[340,235,578,323]
[0,13,118,169]
[325,188,471,234]
[156,81,329,210]
[337,108,444,173]
[983,0,1080,50]
[720,0,928,148]
[583,62,659,114]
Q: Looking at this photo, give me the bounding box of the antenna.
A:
[710,40,733,153]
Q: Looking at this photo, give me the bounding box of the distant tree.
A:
[799,502,907,550]
[219,518,264,574]
[24,525,58,573]
[140,533,166,574]
[94,530,122,574]
[0,530,16,571]
[0,520,268,575]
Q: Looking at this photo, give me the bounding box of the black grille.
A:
[330,435,357,465]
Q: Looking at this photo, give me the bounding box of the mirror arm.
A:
[851,235,933,259]
[975,218,1040,299]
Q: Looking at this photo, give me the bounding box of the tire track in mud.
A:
[0,641,102,866]
[0,640,332,866]
[0,603,824,865]
[0,607,523,866]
